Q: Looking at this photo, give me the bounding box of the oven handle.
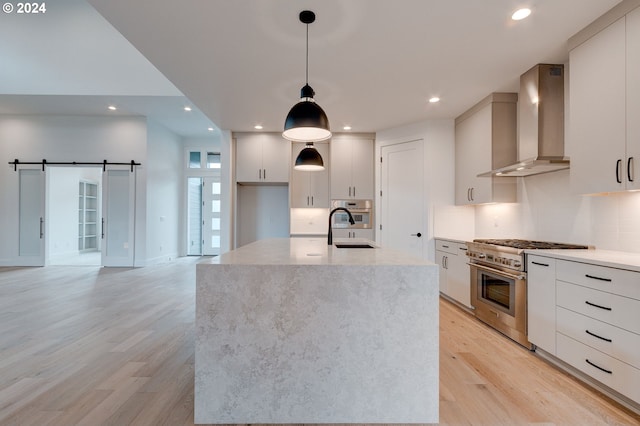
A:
[467,262,526,281]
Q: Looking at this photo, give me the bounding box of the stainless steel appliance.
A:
[466,239,589,348]
[480,64,568,177]
[330,199,372,229]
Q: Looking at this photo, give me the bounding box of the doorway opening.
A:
[186,152,221,256]
[48,166,102,266]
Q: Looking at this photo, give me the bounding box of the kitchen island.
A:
[195,238,439,424]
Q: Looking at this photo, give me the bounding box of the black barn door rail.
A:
[8,159,140,172]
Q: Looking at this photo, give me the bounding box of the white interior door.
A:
[101,167,136,267]
[18,168,46,266]
[202,176,221,255]
[380,140,425,259]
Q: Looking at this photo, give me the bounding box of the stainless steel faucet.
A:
[328,207,355,245]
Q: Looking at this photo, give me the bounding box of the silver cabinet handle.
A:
[263,169,266,180]
[311,196,314,205]
[348,186,352,197]
[411,232,422,237]
[39,217,44,239]
[353,187,356,197]
[101,218,105,239]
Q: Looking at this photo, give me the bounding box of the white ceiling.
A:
[1,0,623,137]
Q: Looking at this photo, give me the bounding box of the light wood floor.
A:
[0,259,639,425]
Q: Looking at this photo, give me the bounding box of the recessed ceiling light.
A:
[254,125,263,130]
[207,127,214,132]
[184,106,192,112]
[107,105,117,111]
[343,126,352,131]
[428,97,440,103]
[512,8,531,21]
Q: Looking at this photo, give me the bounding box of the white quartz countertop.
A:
[525,248,640,272]
[201,237,431,266]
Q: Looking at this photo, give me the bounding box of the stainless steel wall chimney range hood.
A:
[480,64,568,177]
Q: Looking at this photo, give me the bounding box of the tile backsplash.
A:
[475,169,640,253]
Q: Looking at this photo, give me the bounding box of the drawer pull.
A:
[532,261,549,267]
[442,245,449,248]
[586,359,612,375]
[585,301,612,311]
[585,329,612,343]
[585,274,612,282]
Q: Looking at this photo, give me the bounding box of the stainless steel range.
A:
[466,239,589,349]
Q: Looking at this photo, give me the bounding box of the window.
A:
[189,151,201,168]
[207,153,221,169]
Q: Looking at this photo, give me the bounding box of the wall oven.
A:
[331,199,372,229]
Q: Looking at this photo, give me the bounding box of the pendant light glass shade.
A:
[294,142,325,171]
[283,11,331,143]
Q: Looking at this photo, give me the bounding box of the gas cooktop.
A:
[472,239,589,250]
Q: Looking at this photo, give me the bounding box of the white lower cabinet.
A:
[529,254,640,405]
[331,229,374,240]
[436,239,470,308]
[557,333,640,404]
[527,255,557,354]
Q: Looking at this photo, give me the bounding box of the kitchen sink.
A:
[334,243,376,249]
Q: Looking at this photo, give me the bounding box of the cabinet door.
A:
[291,143,312,207]
[261,136,290,183]
[236,135,264,182]
[330,138,353,199]
[628,8,640,190]
[447,248,471,308]
[332,229,374,240]
[436,250,448,294]
[527,255,557,354]
[570,17,626,194]
[308,143,330,207]
[455,104,492,205]
[350,138,374,199]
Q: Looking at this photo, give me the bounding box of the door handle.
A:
[39,217,44,239]
[616,159,622,183]
[411,232,422,237]
[101,218,105,239]
[628,157,634,182]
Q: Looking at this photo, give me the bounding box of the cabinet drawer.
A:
[556,260,640,300]
[435,240,467,256]
[557,333,640,404]
[557,306,640,369]
[556,281,640,335]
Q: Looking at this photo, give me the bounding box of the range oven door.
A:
[470,263,530,348]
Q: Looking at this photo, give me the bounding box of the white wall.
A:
[0,115,147,266]
[146,121,182,264]
[375,119,474,262]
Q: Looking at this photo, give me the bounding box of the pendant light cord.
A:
[305,23,309,85]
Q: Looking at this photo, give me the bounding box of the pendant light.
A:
[295,142,324,171]
[283,10,331,143]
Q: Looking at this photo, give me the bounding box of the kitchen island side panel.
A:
[195,263,438,424]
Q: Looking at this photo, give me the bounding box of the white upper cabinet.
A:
[627,7,640,190]
[330,136,374,200]
[235,133,290,183]
[455,93,517,205]
[290,142,329,208]
[570,8,640,194]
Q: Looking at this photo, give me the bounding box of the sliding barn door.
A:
[101,167,136,267]
[17,168,46,266]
